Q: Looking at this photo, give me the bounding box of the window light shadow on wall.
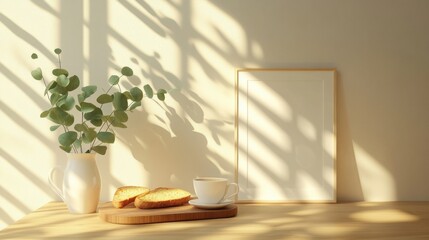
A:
[0,0,401,230]
[237,75,335,201]
[106,0,268,192]
[1,0,322,227]
[352,142,396,201]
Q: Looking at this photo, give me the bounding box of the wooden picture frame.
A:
[235,69,336,203]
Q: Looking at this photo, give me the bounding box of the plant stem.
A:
[41,77,51,99]
[61,125,77,153]
[58,54,61,69]
[106,84,114,94]
[87,77,126,152]
[88,111,114,151]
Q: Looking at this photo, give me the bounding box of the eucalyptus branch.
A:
[30,48,167,155]
[88,111,115,151]
[88,119,115,153]
[55,48,62,68]
[61,125,77,153]
[41,77,51,99]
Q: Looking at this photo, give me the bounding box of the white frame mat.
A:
[235,69,336,203]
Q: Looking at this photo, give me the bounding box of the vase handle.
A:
[48,166,65,201]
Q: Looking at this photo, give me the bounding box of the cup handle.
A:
[223,183,239,201]
[48,166,65,201]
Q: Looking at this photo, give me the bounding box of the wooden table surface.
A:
[1,201,429,239]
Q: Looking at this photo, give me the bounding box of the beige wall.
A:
[1,0,429,230]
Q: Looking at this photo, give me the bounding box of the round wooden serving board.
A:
[98,202,238,225]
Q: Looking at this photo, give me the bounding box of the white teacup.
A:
[193,177,239,204]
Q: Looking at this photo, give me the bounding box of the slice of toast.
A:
[134,187,191,209]
[112,186,150,208]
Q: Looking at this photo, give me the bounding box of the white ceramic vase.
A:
[48,153,101,214]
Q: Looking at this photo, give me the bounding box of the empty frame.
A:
[235,69,336,202]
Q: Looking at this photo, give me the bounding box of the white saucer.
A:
[188,199,234,209]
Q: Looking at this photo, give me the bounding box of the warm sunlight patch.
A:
[353,142,396,200]
[308,224,360,236]
[351,209,419,223]
[288,208,325,216]
[222,223,271,234]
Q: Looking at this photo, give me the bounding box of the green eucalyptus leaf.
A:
[91,146,107,155]
[82,128,97,143]
[101,115,110,123]
[54,94,67,106]
[157,92,166,101]
[31,53,38,59]
[108,75,120,85]
[67,75,80,91]
[75,104,82,111]
[77,93,85,103]
[73,138,82,149]
[63,112,74,126]
[58,95,75,111]
[49,93,62,106]
[31,67,43,80]
[110,118,127,128]
[74,123,86,132]
[90,119,103,127]
[143,84,153,98]
[130,87,143,101]
[49,83,67,95]
[40,110,49,118]
[97,132,115,143]
[80,102,97,113]
[114,110,128,122]
[57,74,70,87]
[60,145,72,153]
[52,68,69,77]
[82,85,97,98]
[45,81,57,96]
[121,66,133,76]
[129,101,141,111]
[47,108,63,124]
[84,108,103,120]
[58,131,78,147]
[112,92,128,111]
[96,94,113,104]
[53,95,66,104]
[123,91,132,100]
[47,107,72,125]
[50,125,61,131]
[54,48,62,54]
[82,134,96,144]
[82,133,91,144]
